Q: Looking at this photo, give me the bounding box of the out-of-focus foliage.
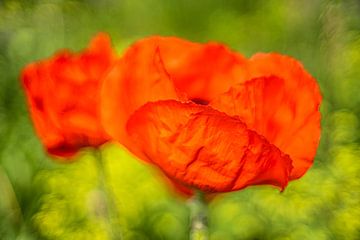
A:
[0,0,360,239]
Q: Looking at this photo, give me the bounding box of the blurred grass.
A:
[1,0,360,239]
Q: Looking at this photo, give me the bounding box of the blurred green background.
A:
[1,0,360,239]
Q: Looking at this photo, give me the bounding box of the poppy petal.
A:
[21,33,114,157]
[101,42,181,159]
[211,74,321,179]
[119,37,247,103]
[126,100,292,192]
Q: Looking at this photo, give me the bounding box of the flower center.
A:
[191,98,209,105]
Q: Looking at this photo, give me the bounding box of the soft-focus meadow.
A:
[1,0,360,239]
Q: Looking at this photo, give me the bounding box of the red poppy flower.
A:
[101,36,322,192]
[21,33,115,158]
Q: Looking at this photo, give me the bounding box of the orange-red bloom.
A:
[101,36,322,193]
[21,33,115,157]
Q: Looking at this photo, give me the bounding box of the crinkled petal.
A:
[126,100,292,192]
[211,74,321,179]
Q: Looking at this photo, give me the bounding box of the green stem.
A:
[189,190,209,240]
[0,165,23,226]
[93,149,122,240]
